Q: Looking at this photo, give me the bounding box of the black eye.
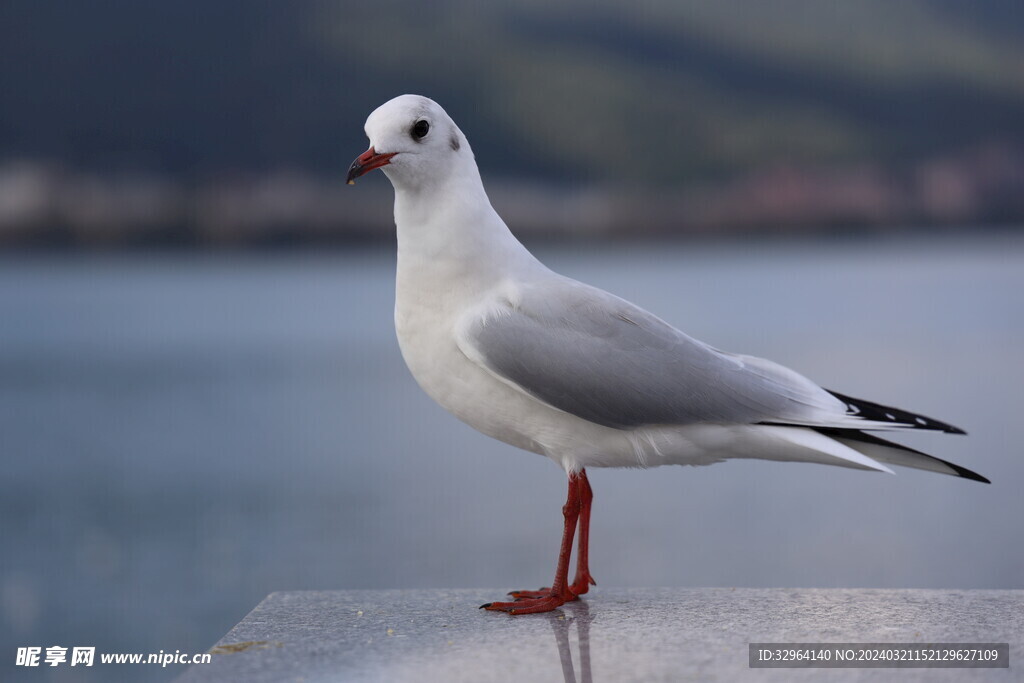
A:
[411,119,429,140]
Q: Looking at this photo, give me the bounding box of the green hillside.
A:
[2,0,1022,184]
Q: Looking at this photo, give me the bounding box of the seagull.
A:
[346,94,988,615]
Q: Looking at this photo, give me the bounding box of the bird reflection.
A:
[547,600,592,683]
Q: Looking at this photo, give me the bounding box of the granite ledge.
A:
[175,588,1022,682]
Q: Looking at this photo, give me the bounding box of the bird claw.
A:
[569,571,596,597]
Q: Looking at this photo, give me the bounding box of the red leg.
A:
[482,471,583,614]
[569,469,596,596]
[511,469,597,600]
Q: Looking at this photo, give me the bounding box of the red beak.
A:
[346,146,397,185]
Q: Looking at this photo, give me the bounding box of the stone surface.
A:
[175,588,1021,682]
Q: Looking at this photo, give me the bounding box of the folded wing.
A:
[457,277,910,431]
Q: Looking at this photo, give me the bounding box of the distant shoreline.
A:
[3,150,1023,248]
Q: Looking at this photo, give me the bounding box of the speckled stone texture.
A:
[175,588,1021,682]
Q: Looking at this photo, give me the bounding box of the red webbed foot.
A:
[480,592,572,614]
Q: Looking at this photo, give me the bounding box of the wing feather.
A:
[456,278,862,430]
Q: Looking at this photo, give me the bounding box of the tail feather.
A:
[763,426,895,474]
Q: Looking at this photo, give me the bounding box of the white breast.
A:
[393,259,546,455]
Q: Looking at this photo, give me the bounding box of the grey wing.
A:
[456,278,857,430]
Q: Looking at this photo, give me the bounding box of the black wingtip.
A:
[826,389,966,434]
[940,459,990,484]
[812,427,988,483]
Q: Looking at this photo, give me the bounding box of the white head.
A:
[346,94,475,193]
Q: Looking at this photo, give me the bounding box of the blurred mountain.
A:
[1,0,1023,242]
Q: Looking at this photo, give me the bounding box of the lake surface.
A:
[2,234,1022,681]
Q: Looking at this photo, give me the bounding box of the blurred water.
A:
[1,235,1022,682]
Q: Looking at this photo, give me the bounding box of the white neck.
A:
[390,156,539,284]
